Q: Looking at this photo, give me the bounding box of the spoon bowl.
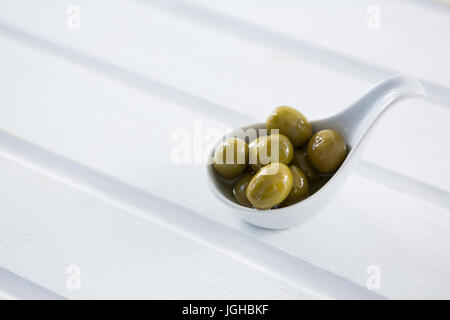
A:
[206,76,426,229]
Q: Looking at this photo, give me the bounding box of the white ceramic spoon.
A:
[207,75,426,229]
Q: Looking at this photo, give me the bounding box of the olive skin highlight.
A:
[283,165,310,206]
[233,173,254,208]
[248,133,294,172]
[213,137,249,179]
[246,163,293,210]
[308,129,347,173]
[267,106,312,147]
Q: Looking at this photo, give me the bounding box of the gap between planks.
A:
[0,267,63,300]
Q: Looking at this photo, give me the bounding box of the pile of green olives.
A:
[212,106,347,210]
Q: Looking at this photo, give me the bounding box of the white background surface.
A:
[0,0,449,299]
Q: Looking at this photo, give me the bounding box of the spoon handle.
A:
[315,75,426,147]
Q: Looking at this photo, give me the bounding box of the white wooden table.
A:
[0,0,449,299]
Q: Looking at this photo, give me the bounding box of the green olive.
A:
[291,147,320,183]
[233,173,254,207]
[246,163,293,210]
[213,137,248,179]
[308,129,347,173]
[283,165,309,206]
[267,106,312,147]
[249,133,294,172]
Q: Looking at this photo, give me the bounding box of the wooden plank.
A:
[0,0,448,194]
[0,156,309,300]
[0,32,448,298]
[0,134,379,299]
[177,0,450,102]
